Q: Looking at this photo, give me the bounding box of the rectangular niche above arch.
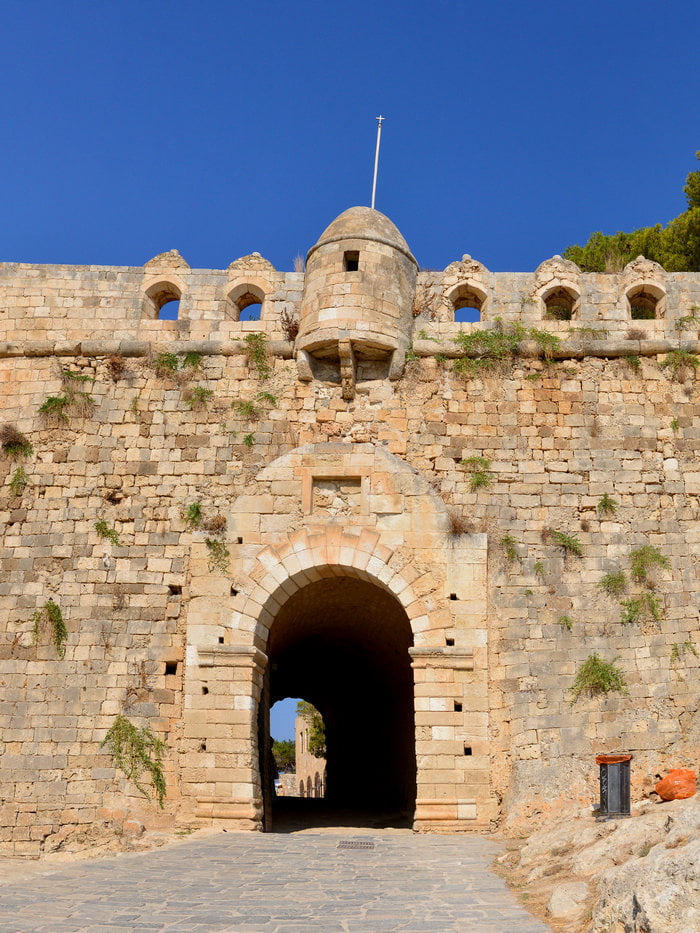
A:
[312,477,362,517]
[299,469,370,516]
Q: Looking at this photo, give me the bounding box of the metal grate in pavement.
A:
[337,839,375,850]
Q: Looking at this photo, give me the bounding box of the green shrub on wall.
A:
[101,714,167,807]
[31,599,67,659]
[570,654,627,702]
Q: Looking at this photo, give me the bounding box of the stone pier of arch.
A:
[181,442,497,833]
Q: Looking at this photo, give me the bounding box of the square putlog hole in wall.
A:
[165,661,178,676]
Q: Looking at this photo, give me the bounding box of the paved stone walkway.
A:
[0,831,553,932]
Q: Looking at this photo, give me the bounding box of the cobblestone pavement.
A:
[0,831,553,933]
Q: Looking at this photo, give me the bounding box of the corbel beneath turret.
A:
[388,347,407,380]
[296,348,314,382]
[339,338,357,400]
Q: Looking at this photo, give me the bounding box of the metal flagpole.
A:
[370,115,385,210]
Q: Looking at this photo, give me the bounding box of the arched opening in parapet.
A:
[146,281,182,320]
[228,283,265,322]
[449,284,486,324]
[259,574,416,831]
[627,284,664,320]
[543,286,579,321]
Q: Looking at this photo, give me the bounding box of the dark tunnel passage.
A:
[260,574,416,829]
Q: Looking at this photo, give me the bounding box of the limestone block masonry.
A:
[1,206,699,855]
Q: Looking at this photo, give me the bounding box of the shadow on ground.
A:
[270,797,414,833]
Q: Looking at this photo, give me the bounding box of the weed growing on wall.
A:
[184,386,213,410]
[558,614,574,631]
[674,311,698,333]
[31,599,67,659]
[233,399,260,419]
[60,369,96,417]
[280,308,299,342]
[39,374,95,422]
[453,320,561,375]
[243,333,271,380]
[597,494,618,516]
[38,395,70,424]
[61,368,94,385]
[533,560,545,578]
[184,501,202,529]
[95,520,120,547]
[661,350,698,380]
[549,530,583,558]
[500,535,521,563]
[152,352,180,377]
[101,715,167,807]
[570,654,627,702]
[671,418,680,433]
[106,354,127,381]
[243,432,255,448]
[629,545,670,585]
[8,466,30,497]
[670,640,698,664]
[460,456,493,491]
[625,355,641,372]
[448,511,475,537]
[205,538,230,573]
[205,514,227,533]
[620,592,663,625]
[0,424,34,459]
[181,352,202,371]
[598,570,627,598]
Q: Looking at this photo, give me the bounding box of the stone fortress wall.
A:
[1,206,699,855]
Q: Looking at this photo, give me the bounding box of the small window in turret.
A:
[344,251,360,272]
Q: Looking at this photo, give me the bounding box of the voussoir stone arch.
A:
[239,524,440,651]
[224,441,465,649]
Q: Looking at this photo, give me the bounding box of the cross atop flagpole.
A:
[370,115,385,210]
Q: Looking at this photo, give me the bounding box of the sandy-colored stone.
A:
[1,207,699,858]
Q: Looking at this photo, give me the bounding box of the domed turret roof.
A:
[308,206,416,264]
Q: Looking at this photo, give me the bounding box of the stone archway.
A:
[262,566,417,828]
[182,443,497,833]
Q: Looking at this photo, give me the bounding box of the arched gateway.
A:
[182,443,497,832]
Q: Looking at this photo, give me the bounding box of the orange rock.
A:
[655,769,696,800]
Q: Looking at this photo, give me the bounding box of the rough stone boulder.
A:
[592,838,700,932]
[547,881,590,920]
[512,797,700,932]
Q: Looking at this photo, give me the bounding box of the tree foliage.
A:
[296,700,326,758]
[563,153,700,272]
[272,739,295,772]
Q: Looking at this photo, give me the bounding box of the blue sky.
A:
[3,0,698,740]
[2,0,698,277]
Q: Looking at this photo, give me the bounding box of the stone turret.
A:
[296,206,418,395]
